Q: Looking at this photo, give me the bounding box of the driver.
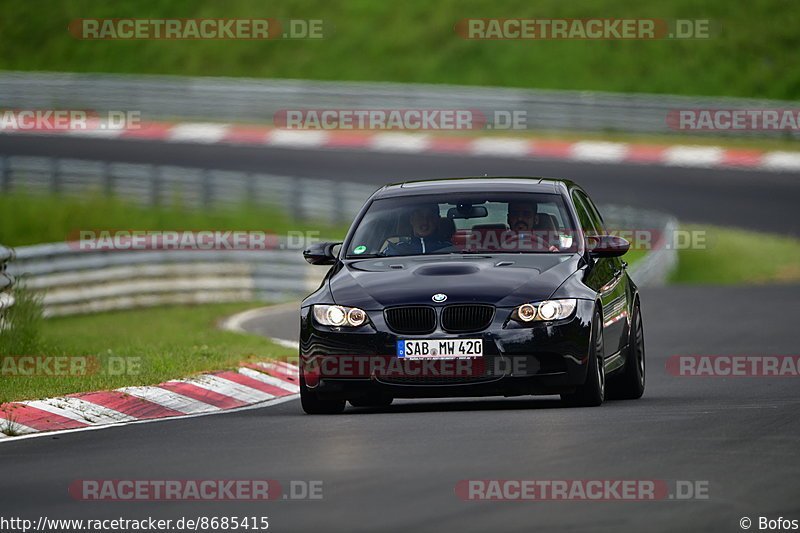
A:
[506,201,559,252]
[384,204,453,255]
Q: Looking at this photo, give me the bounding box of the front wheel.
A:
[300,374,346,414]
[606,299,645,400]
[561,309,605,407]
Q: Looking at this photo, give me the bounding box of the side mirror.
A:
[303,242,341,265]
[587,234,630,258]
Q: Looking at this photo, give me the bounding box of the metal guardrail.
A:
[0,71,798,138]
[4,203,677,317]
[0,245,15,324]
[8,242,325,317]
[602,206,678,287]
[0,155,371,225]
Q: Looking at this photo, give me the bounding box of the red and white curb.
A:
[2,121,799,172]
[0,361,299,440]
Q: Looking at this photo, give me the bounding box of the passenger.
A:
[384,204,453,255]
[506,201,559,252]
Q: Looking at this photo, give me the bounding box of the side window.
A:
[571,191,598,235]
[578,191,606,232]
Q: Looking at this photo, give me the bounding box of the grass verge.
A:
[0,0,797,100]
[0,190,350,247]
[1,301,295,404]
[670,224,800,284]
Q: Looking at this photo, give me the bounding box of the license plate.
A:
[397,339,483,358]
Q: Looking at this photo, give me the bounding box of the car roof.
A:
[372,177,578,199]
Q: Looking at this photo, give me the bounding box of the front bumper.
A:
[299,299,594,399]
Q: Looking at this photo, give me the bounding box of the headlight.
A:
[313,305,369,327]
[511,299,577,323]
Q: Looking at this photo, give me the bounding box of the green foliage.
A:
[0,190,349,247]
[1,301,296,403]
[671,224,800,284]
[0,0,796,99]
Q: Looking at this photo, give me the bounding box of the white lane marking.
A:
[116,386,221,415]
[20,399,96,425]
[24,397,137,425]
[369,133,430,152]
[0,417,39,436]
[275,360,300,373]
[218,302,298,333]
[762,151,800,172]
[176,374,274,403]
[253,361,300,376]
[571,141,629,162]
[470,137,531,157]
[663,145,724,167]
[271,338,300,350]
[168,123,230,143]
[267,129,329,147]
[219,303,301,351]
[0,394,298,443]
[238,367,300,393]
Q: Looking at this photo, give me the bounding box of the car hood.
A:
[329,254,581,309]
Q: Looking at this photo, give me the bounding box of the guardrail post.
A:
[246,173,257,206]
[150,165,162,206]
[0,244,15,327]
[0,155,9,194]
[103,161,113,196]
[201,169,212,208]
[291,178,305,222]
[332,181,345,225]
[51,158,62,194]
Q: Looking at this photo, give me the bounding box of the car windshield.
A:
[345,192,580,258]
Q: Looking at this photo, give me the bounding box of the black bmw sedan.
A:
[299,177,645,413]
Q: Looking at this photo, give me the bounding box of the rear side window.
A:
[571,191,598,235]
[572,190,605,235]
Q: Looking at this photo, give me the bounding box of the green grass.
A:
[622,247,647,266]
[0,284,46,360]
[0,0,797,100]
[0,301,295,404]
[670,224,800,284]
[0,190,350,247]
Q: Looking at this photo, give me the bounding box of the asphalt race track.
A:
[1,133,799,236]
[0,135,798,532]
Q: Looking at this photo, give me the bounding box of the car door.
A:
[571,190,628,362]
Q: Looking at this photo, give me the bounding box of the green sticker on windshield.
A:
[353,245,367,254]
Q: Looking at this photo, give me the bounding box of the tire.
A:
[607,299,646,400]
[349,393,394,408]
[561,309,605,407]
[300,373,346,414]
